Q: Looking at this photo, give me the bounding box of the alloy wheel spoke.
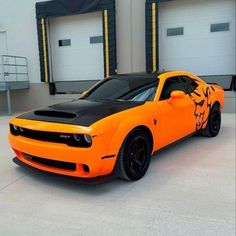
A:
[132,158,143,167]
[137,146,145,153]
[127,136,148,174]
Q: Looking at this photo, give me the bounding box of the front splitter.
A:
[13,157,117,185]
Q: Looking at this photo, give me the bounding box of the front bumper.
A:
[13,157,116,184]
[8,120,117,178]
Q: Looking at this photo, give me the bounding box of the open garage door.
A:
[49,12,104,82]
[158,0,236,76]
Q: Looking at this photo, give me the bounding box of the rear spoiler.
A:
[207,83,224,91]
[207,83,219,85]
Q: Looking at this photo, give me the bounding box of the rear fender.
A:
[208,84,225,109]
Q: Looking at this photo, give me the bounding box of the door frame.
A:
[36,0,117,84]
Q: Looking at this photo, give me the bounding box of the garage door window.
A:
[167,27,184,37]
[90,36,103,44]
[58,39,71,47]
[210,23,229,32]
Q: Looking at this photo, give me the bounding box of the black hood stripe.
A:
[18,99,145,127]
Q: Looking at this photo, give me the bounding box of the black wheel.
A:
[116,129,152,181]
[200,103,221,137]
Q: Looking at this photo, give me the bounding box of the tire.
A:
[116,129,152,181]
[200,103,221,137]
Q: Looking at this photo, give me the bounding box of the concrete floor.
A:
[0,114,235,236]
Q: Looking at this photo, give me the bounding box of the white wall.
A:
[0,31,7,55]
[0,0,49,83]
[116,0,146,73]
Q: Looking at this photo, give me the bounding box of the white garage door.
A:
[49,12,104,82]
[159,0,236,75]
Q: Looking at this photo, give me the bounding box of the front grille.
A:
[23,153,76,171]
[10,124,91,147]
[10,125,70,144]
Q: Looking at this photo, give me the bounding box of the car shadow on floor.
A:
[13,128,226,196]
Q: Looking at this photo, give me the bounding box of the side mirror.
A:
[168,90,185,103]
[171,90,185,99]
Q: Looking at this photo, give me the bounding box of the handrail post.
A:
[6,86,12,116]
[1,56,5,81]
[15,56,17,81]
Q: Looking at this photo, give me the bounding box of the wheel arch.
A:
[108,120,155,157]
[212,101,221,108]
[132,125,154,154]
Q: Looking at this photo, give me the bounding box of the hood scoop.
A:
[34,110,77,119]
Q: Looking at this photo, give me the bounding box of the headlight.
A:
[10,124,19,136]
[11,125,24,135]
[84,134,92,144]
[13,125,18,131]
[70,133,92,147]
[19,127,24,132]
[73,134,82,142]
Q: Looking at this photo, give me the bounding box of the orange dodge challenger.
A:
[9,71,224,181]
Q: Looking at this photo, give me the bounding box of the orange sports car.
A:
[8,71,224,181]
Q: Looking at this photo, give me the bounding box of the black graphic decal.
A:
[188,86,214,131]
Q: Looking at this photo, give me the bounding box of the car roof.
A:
[108,71,169,81]
[109,71,201,82]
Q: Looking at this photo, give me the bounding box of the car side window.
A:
[131,86,157,102]
[121,82,158,101]
[180,76,199,94]
[160,77,187,101]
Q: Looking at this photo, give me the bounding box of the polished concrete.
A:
[0,114,235,236]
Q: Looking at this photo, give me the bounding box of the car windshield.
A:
[83,76,159,102]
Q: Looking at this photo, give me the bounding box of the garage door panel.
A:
[51,50,103,70]
[159,0,236,75]
[50,13,102,34]
[52,64,104,81]
[162,38,234,56]
[159,0,234,20]
[50,12,104,82]
[160,55,235,75]
[53,48,103,62]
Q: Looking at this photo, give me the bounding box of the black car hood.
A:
[18,98,145,127]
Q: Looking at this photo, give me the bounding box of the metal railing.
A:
[0,55,29,115]
[0,55,29,82]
